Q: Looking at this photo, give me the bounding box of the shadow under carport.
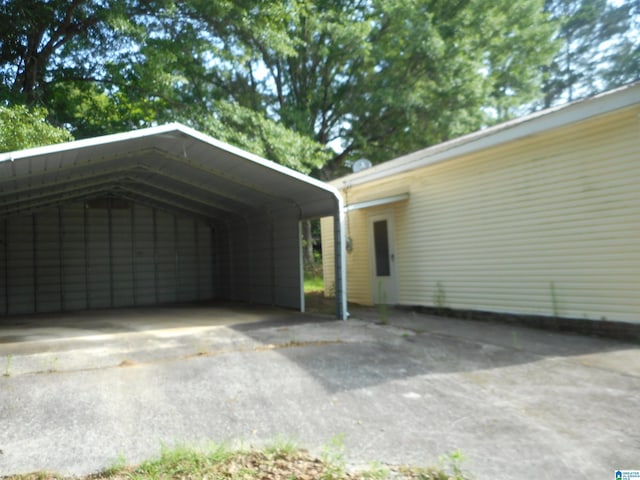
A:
[0,301,322,355]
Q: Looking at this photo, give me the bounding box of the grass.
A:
[304,272,337,315]
[1,442,471,480]
[304,272,325,293]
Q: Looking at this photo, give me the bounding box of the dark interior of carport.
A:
[0,123,345,318]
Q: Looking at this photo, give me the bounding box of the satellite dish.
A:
[352,158,372,173]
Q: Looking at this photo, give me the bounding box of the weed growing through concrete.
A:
[103,453,127,476]
[361,461,389,480]
[438,449,471,480]
[193,341,209,356]
[377,281,388,325]
[320,434,347,480]
[264,435,298,457]
[511,331,521,350]
[3,354,12,377]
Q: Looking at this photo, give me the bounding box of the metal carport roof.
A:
[0,123,347,319]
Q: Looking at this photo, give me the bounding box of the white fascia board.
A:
[337,82,640,188]
[345,193,410,212]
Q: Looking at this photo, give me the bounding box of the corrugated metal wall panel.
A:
[198,224,213,300]
[87,205,110,308]
[176,217,197,302]
[1,199,216,315]
[6,216,35,314]
[210,225,226,299]
[249,216,273,305]
[272,213,301,309]
[155,211,177,304]
[35,209,62,313]
[228,219,250,303]
[328,106,640,323]
[61,204,87,310]
[112,206,135,307]
[133,205,156,305]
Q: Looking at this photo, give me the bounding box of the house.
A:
[0,123,348,319]
[321,82,640,329]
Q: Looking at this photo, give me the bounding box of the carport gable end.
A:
[0,123,348,320]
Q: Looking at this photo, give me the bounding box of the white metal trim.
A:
[345,193,410,212]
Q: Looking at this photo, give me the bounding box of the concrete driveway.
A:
[0,304,639,479]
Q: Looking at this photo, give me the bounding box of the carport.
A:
[0,123,347,319]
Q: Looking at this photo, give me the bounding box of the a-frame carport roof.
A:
[0,123,340,222]
[0,123,347,319]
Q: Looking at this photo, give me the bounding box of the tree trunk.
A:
[302,219,317,274]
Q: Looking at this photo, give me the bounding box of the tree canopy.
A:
[0,104,73,152]
[541,0,640,107]
[0,0,637,174]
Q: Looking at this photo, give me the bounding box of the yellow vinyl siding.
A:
[325,105,640,323]
[322,209,373,305]
[320,216,336,296]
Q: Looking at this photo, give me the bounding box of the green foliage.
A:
[196,101,330,174]
[179,0,558,173]
[438,449,471,480]
[134,443,233,478]
[47,83,158,138]
[0,105,73,152]
[361,461,389,480]
[541,0,640,107]
[264,435,299,457]
[103,453,128,476]
[320,434,347,480]
[305,273,325,293]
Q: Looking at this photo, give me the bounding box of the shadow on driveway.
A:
[230,304,640,393]
[0,303,638,479]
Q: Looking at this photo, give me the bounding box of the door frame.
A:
[368,211,398,305]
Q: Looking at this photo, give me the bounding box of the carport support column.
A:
[334,205,348,320]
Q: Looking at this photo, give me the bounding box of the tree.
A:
[541,0,639,108]
[599,0,640,90]
[0,105,73,152]
[0,0,178,134]
[176,0,557,176]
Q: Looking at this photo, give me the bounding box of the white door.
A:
[369,213,398,304]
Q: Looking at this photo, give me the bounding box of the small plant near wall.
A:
[377,280,388,324]
[550,281,559,318]
[433,281,448,312]
[327,281,336,298]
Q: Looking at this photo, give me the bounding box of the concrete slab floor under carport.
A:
[0,305,639,480]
